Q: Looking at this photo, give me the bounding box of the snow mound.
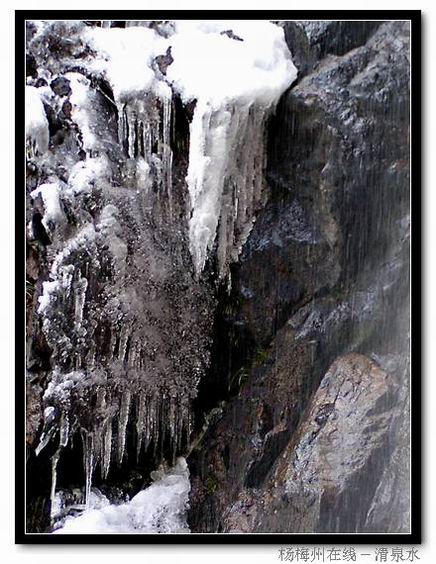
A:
[167,20,295,106]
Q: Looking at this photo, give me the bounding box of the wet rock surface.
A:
[188,21,410,533]
[250,353,399,533]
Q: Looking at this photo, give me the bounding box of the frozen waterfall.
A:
[26,19,296,529]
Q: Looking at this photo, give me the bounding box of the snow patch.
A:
[84,26,170,104]
[67,156,110,196]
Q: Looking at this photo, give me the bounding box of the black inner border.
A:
[15,9,422,545]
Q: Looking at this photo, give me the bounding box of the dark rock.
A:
[26,53,38,78]
[277,22,317,79]
[26,381,43,446]
[297,20,383,59]
[60,100,72,119]
[220,29,244,42]
[35,78,48,88]
[252,354,399,533]
[154,47,174,77]
[50,76,72,97]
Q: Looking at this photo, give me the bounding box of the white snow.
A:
[84,26,170,103]
[54,458,190,534]
[26,86,49,155]
[30,181,64,231]
[67,156,110,196]
[37,280,59,315]
[166,20,295,106]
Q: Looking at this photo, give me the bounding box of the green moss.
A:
[253,346,270,367]
[205,476,219,494]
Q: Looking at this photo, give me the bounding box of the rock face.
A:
[25,20,411,534]
[188,21,410,533]
[248,354,398,533]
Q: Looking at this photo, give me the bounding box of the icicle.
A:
[117,390,131,466]
[118,327,130,362]
[185,101,272,278]
[162,96,173,214]
[35,406,57,456]
[143,120,152,162]
[74,277,88,330]
[59,411,70,448]
[126,106,136,159]
[151,393,161,457]
[81,430,94,509]
[35,425,56,456]
[136,392,146,461]
[168,396,177,462]
[117,103,125,148]
[101,418,113,480]
[50,449,61,523]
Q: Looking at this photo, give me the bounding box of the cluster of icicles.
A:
[37,384,192,518]
[116,96,173,203]
[33,89,188,521]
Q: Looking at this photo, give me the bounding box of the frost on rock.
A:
[54,458,190,534]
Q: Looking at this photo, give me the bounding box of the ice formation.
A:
[25,86,49,156]
[54,458,190,534]
[26,19,296,528]
[167,21,297,274]
[82,20,297,274]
